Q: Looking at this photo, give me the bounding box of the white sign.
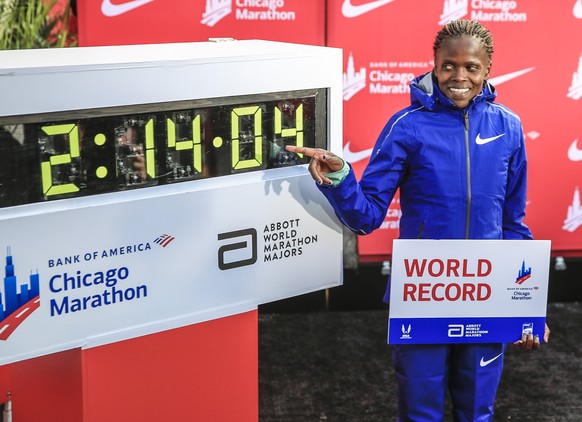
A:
[0,171,342,364]
[0,40,344,365]
[388,239,551,344]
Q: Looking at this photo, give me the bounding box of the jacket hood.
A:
[410,71,497,111]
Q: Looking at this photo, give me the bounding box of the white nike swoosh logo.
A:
[341,0,396,18]
[488,67,535,86]
[101,0,155,17]
[480,353,503,367]
[568,139,582,161]
[574,0,582,19]
[343,141,373,163]
[476,133,505,145]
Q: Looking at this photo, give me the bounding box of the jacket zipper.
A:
[464,111,471,239]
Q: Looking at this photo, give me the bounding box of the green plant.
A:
[0,0,76,49]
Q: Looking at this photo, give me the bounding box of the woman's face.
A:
[433,35,491,109]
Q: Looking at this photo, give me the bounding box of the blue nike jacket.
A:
[320,71,532,243]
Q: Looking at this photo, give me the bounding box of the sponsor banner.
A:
[78,0,325,47]
[326,0,582,257]
[387,239,550,344]
[389,317,547,344]
[0,172,343,365]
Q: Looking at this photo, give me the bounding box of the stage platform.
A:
[259,302,581,421]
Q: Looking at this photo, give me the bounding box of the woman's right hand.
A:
[285,146,344,186]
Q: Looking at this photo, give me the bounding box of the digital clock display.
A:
[0,88,326,208]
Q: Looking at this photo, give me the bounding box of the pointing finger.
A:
[285,145,319,157]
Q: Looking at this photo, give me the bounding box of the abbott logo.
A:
[448,324,464,337]
[217,228,257,270]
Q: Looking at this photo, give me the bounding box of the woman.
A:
[287,19,549,421]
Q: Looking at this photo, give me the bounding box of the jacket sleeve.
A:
[503,128,533,240]
[317,117,410,235]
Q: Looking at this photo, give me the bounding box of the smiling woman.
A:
[284,19,543,422]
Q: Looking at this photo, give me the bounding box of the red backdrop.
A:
[78,0,582,259]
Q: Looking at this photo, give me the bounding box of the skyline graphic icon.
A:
[567,54,582,100]
[343,53,367,101]
[201,0,232,27]
[0,248,41,340]
[439,0,468,25]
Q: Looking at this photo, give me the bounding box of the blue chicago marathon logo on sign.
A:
[516,260,532,285]
[0,247,40,341]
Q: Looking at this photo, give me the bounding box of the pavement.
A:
[258,302,582,422]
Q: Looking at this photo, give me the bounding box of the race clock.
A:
[0,40,343,364]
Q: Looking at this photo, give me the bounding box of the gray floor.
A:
[259,302,582,421]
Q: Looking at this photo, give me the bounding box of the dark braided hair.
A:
[433,20,494,64]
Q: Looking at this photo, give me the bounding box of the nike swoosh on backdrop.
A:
[476,133,505,145]
[101,0,155,17]
[480,353,503,367]
[568,139,582,161]
[343,141,373,163]
[488,67,535,86]
[574,0,582,19]
[342,0,396,18]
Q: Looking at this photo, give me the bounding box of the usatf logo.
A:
[217,228,257,270]
[343,53,367,101]
[563,187,582,232]
[567,54,582,100]
[400,323,412,339]
[201,0,297,28]
[515,260,532,285]
[154,234,175,247]
[0,248,40,341]
[439,0,528,25]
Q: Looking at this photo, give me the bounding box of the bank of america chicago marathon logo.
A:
[343,53,431,101]
[509,260,539,301]
[0,248,40,341]
[0,236,172,341]
[439,0,528,25]
[217,218,318,270]
[343,52,536,103]
[201,0,297,27]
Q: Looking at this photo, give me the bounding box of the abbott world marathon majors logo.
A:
[343,53,432,101]
[439,0,528,25]
[201,0,296,27]
[217,218,318,270]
